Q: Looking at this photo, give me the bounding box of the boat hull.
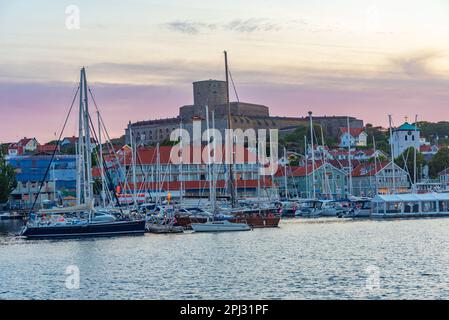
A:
[0,213,24,221]
[229,216,280,228]
[191,222,251,232]
[174,215,208,228]
[20,220,146,239]
[146,223,184,234]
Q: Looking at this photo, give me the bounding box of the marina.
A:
[2,0,449,304]
[3,217,449,299]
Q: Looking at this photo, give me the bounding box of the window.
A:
[412,135,415,141]
[405,135,408,141]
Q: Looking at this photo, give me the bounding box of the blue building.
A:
[6,155,77,207]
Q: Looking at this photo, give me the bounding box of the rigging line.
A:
[228,68,240,103]
[88,87,133,199]
[29,86,80,215]
[87,110,123,208]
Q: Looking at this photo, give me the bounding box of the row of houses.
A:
[6,136,80,156]
[274,160,410,198]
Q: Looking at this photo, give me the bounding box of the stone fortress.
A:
[125,79,363,145]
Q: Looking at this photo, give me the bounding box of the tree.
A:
[279,123,325,154]
[394,147,426,183]
[0,155,17,203]
[429,148,449,178]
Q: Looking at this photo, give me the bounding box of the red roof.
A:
[275,162,325,177]
[351,162,389,177]
[18,137,34,146]
[328,159,361,169]
[37,144,58,153]
[107,145,258,166]
[338,128,365,137]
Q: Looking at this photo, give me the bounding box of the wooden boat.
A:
[227,208,280,228]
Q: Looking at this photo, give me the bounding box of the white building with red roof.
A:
[338,128,367,148]
[7,137,39,156]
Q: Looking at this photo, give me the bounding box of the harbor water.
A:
[1,218,449,299]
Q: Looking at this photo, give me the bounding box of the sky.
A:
[1,0,449,143]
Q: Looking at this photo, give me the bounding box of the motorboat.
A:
[296,200,323,217]
[320,200,347,217]
[191,220,251,232]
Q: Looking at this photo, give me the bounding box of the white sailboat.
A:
[191,51,251,232]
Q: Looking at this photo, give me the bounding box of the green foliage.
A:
[279,124,326,154]
[394,147,426,182]
[160,138,177,146]
[110,135,126,146]
[418,121,449,145]
[1,143,8,156]
[429,148,449,178]
[0,155,17,203]
[365,126,390,155]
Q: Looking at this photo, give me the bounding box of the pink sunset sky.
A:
[1,0,449,143]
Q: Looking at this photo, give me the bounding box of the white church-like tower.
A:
[391,122,420,158]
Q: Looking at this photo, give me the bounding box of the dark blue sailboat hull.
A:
[21,220,146,239]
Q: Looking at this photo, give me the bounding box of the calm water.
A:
[1,218,449,299]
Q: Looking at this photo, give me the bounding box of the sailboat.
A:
[191,63,251,233]
[20,67,146,239]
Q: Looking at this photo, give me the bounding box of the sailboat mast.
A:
[179,121,184,205]
[82,68,93,203]
[224,50,236,207]
[283,147,288,199]
[205,104,212,205]
[373,136,379,195]
[388,114,396,194]
[76,68,84,205]
[130,126,137,206]
[347,116,353,196]
[414,114,418,191]
[308,111,315,199]
[304,135,309,198]
[98,111,106,208]
[211,111,217,214]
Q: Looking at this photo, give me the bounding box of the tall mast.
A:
[224,50,236,207]
[373,136,379,195]
[76,68,84,205]
[308,111,316,199]
[347,116,353,196]
[129,126,137,207]
[413,114,418,191]
[388,114,396,194]
[156,142,161,205]
[98,111,106,208]
[304,135,309,198]
[81,67,93,203]
[179,120,184,205]
[205,104,212,205]
[212,110,217,213]
[283,147,288,199]
[321,126,330,199]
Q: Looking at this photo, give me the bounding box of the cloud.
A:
[164,18,280,35]
[165,21,217,34]
[389,51,443,77]
[225,18,281,33]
